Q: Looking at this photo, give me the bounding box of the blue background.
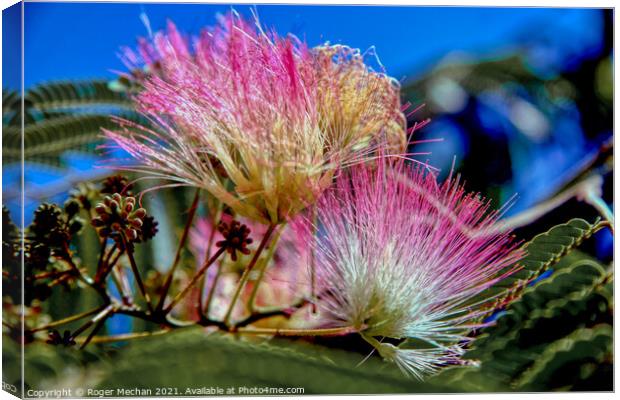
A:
[10,3,602,89]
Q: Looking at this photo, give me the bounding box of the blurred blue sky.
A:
[2,2,20,89]
[3,3,602,89]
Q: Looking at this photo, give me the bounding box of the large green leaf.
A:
[475,251,609,342]
[463,242,612,391]
[455,218,613,391]
[3,337,109,394]
[513,324,613,391]
[92,329,450,394]
[507,218,601,284]
[6,329,478,394]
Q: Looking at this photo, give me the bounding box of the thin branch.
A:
[309,206,318,314]
[491,174,607,234]
[59,250,109,300]
[111,264,134,305]
[48,271,82,287]
[74,329,171,345]
[156,189,201,312]
[583,191,614,233]
[79,314,110,349]
[235,298,310,327]
[60,251,94,286]
[236,325,361,337]
[163,247,226,314]
[96,236,108,272]
[121,233,153,313]
[33,269,78,280]
[31,306,106,332]
[224,223,277,327]
[95,244,120,284]
[247,225,284,313]
[203,262,223,317]
[594,220,614,234]
[197,203,223,315]
[70,305,115,340]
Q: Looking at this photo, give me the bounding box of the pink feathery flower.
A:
[310,159,524,379]
[106,12,410,225]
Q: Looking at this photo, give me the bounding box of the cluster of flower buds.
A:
[216,220,253,261]
[136,215,159,243]
[30,203,84,252]
[91,193,148,244]
[101,174,134,196]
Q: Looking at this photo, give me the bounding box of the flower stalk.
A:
[156,189,201,312]
[203,262,223,317]
[197,202,224,314]
[163,246,226,314]
[247,225,284,313]
[120,233,153,313]
[224,223,277,327]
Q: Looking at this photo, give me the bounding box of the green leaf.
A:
[2,80,143,166]
[464,245,612,391]
[25,80,131,112]
[503,218,601,288]
[3,336,109,392]
[471,255,609,349]
[3,115,117,164]
[513,324,612,390]
[93,329,449,394]
[475,218,603,309]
